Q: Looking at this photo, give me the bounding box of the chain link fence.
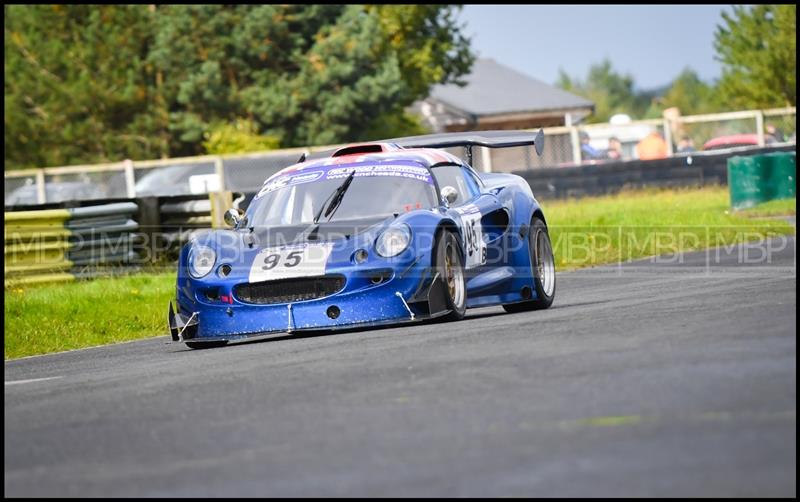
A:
[4,107,795,205]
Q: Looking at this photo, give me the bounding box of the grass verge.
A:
[5,272,175,360]
[4,186,795,360]
[737,197,796,217]
[544,186,795,270]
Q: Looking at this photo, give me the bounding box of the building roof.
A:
[428,58,594,117]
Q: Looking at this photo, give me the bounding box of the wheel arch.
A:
[433,218,464,263]
[532,208,547,228]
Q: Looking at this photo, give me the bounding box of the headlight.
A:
[376,224,411,257]
[188,245,216,278]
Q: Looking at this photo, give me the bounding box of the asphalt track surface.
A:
[5,236,796,497]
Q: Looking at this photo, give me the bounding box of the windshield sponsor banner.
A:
[257,170,325,198]
[325,164,432,184]
[256,162,433,199]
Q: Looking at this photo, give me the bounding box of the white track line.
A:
[5,376,63,386]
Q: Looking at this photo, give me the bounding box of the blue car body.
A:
[169,134,551,345]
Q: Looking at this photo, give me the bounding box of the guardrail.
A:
[4,202,140,287]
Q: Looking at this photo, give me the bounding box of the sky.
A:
[458,5,732,91]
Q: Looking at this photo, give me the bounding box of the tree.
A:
[202,119,279,155]
[5,5,159,168]
[4,5,474,169]
[360,4,472,141]
[714,4,796,108]
[556,59,649,123]
[645,67,722,118]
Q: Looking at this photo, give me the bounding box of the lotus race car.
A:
[169,130,556,348]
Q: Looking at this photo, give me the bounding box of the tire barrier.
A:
[159,197,213,253]
[4,202,139,287]
[155,191,234,258]
[728,151,796,210]
[4,192,238,286]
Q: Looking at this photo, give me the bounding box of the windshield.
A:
[246,162,438,226]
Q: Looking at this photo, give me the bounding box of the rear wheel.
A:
[185,341,228,350]
[434,230,467,321]
[503,215,555,313]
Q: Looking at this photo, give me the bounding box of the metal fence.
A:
[4,107,795,206]
[479,108,796,174]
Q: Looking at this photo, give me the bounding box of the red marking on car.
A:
[220,294,233,304]
[430,149,449,163]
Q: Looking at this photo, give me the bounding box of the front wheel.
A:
[503,216,555,313]
[434,230,467,322]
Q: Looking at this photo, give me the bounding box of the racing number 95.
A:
[464,220,487,265]
[262,250,302,270]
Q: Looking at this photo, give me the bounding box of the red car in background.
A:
[702,133,778,151]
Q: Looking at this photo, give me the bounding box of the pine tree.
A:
[714,4,796,108]
[4,5,474,169]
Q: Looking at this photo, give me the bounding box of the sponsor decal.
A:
[255,162,433,199]
[326,164,432,184]
[256,170,325,199]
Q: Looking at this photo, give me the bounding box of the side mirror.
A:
[224,207,245,228]
[440,186,458,206]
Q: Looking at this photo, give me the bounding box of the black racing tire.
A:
[434,229,467,322]
[185,341,229,350]
[503,215,556,313]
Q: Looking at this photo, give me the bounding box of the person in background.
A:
[677,136,695,153]
[606,136,623,160]
[579,131,604,162]
[636,130,668,160]
[765,123,786,143]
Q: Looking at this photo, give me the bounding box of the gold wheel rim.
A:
[445,248,456,299]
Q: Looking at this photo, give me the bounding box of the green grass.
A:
[4,186,796,360]
[544,187,795,270]
[5,272,175,359]
[737,197,796,217]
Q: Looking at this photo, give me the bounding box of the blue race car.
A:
[169,130,555,349]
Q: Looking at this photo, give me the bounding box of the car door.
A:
[430,163,502,271]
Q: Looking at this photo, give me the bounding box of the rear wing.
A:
[388,129,545,165]
[304,129,544,165]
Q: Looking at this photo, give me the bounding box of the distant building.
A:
[411,58,594,133]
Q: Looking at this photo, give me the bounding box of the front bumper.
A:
[168,266,450,343]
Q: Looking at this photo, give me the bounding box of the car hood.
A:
[247,214,395,248]
[191,215,397,263]
[182,211,438,286]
